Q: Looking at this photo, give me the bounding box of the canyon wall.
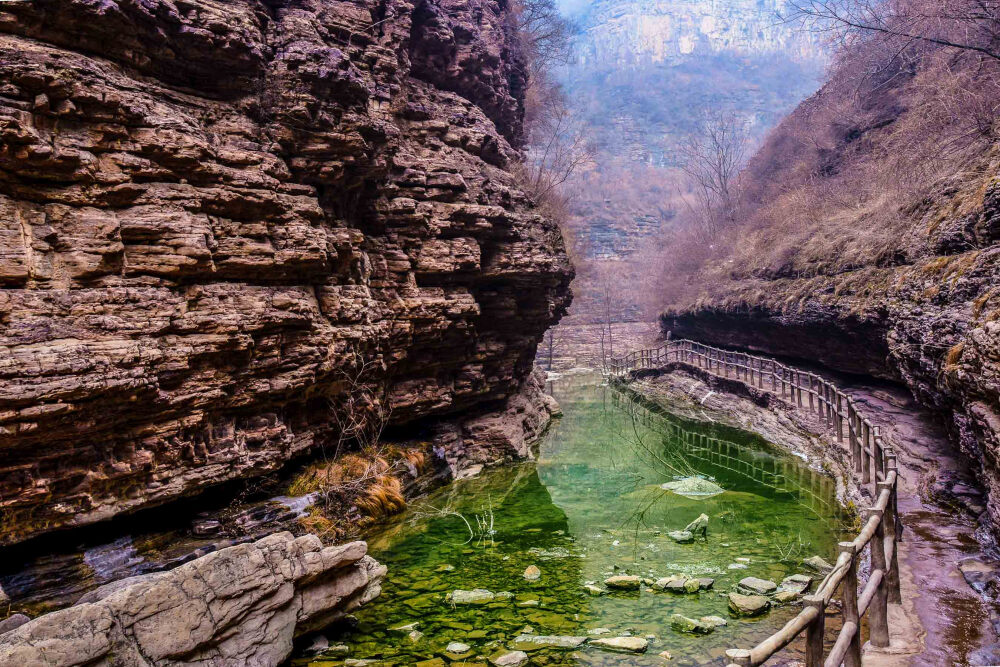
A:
[0,0,572,545]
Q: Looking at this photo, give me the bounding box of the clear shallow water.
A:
[295,376,848,666]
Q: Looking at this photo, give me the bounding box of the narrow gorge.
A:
[3,0,1000,666]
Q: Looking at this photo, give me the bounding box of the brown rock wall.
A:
[0,0,572,545]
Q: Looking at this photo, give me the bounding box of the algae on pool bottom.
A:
[294,379,848,666]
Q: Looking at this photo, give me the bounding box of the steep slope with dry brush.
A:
[660,3,1000,540]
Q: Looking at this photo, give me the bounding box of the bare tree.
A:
[520,87,596,204]
[784,0,1000,61]
[508,0,573,79]
[675,112,751,240]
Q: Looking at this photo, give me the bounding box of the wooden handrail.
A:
[607,339,902,667]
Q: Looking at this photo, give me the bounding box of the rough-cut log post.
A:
[804,594,826,667]
[836,393,844,442]
[808,375,815,411]
[874,426,885,479]
[867,507,891,648]
[725,649,752,667]
[840,541,862,667]
[850,407,862,473]
[884,455,903,603]
[862,421,872,485]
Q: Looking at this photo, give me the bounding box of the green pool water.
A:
[296,375,848,666]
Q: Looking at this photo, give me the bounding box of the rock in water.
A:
[583,584,606,596]
[779,574,813,595]
[737,577,778,596]
[661,477,725,498]
[667,530,694,543]
[447,589,497,604]
[523,565,541,580]
[590,636,649,653]
[490,650,529,666]
[728,592,771,617]
[804,555,835,574]
[512,634,587,649]
[670,614,716,634]
[684,513,710,536]
[446,642,472,654]
[0,533,384,666]
[604,575,642,590]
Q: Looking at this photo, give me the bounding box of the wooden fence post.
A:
[836,393,844,442]
[804,594,826,667]
[866,508,891,648]
[840,541,862,667]
[862,421,872,485]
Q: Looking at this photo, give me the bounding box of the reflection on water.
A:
[295,374,848,666]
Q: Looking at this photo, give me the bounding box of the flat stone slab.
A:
[779,574,812,595]
[446,642,472,653]
[604,575,642,590]
[590,636,649,653]
[582,584,606,596]
[728,592,770,617]
[737,576,777,596]
[667,530,694,543]
[512,634,587,649]
[447,589,496,604]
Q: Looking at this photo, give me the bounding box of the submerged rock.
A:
[728,592,771,617]
[490,650,529,666]
[583,584,606,596]
[804,555,834,574]
[0,533,384,666]
[447,589,497,604]
[604,575,642,590]
[590,636,649,653]
[512,634,587,649]
[523,565,541,581]
[447,641,472,653]
[670,614,715,634]
[661,477,725,498]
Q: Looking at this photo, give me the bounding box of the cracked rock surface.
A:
[0,532,385,666]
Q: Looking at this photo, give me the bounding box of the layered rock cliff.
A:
[0,0,572,545]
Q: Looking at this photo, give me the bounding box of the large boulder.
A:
[0,533,384,667]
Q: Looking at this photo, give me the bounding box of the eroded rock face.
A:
[0,532,385,666]
[0,0,572,544]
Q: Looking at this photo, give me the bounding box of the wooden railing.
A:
[609,339,902,667]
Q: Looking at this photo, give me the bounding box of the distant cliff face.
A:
[577,0,825,66]
[552,0,824,324]
[0,0,572,545]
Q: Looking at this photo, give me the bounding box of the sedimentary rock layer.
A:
[0,532,384,666]
[0,0,572,544]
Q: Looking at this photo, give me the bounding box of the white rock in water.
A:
[447,589,496,604]
[661,477,725,498]
[447,642,471,653]
[490,650,529,666]
[590,636,649,653]
[523,565,541,580]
